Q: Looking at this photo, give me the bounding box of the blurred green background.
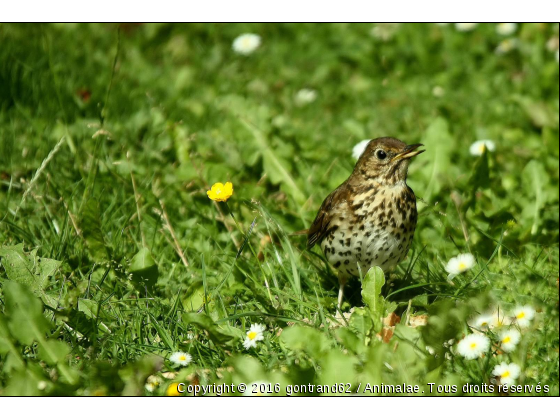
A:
[0,23,558,396]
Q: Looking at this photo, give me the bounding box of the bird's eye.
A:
[376,150,387,160]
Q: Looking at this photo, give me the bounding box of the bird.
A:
[306,137,424,311]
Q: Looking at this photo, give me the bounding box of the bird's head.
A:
[353,137,424,185]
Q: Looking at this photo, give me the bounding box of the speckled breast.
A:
[321,184,417,277]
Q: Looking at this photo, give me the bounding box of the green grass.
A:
[0,23,558,396]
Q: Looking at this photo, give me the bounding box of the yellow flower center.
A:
[478,144,486,153]
[470,342,477,349]
[502,371,510,378]
[458,262,467,271]
[517,312,525,319]
[503,336,511,344]
[248,331,257,340]
[179,355,186,361]
[481,321,488,326]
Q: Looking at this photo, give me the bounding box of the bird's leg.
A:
[337,273,348,314]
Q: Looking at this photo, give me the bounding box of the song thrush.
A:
[307,137,424,310]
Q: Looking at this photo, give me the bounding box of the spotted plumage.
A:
[307,137,424,310]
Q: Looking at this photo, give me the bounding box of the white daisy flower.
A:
[370,23,400,41]
[243,323,265,349]
[445,253,476,276]
[295,88,317,106]
[513,306,535,328]
[243,381,268,396]
[457,334,490,359]
[232,33,261,56]
[455,23,478,32]
[472,313,494,330]
[496,23,518,36]
[499,328,521,352]
[169,351,192,366]
[145,375,162,392]
[435,23,450,27]
[495,38,519,55]
[432,86,445,97]
[492,362,521,386]
[469,140,496,156]
[352,139,371,160]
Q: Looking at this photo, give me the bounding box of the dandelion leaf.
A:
[3,281,52,345]
[349,307,374,341]
[39,339,70,365]
[361,266,390,328]
[0,244,61,307]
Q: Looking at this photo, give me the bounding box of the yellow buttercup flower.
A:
[166,382,184,396]
[207,182,233,202]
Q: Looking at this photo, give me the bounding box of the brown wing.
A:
[307,184,350,249]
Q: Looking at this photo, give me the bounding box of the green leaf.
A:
[0,314,25,371]
[3,368,44,396]
[0,244,34,285]
[77,299,112,334]
[39,339,70,365]
[0,244,61,307]
[335,327,364,355]
[281,326,330,359]
[319,349,357,393]
[182,312,236,345]
[361,266,387,325]
[77,298,100,318]
[4,281,51,345]
[359,343,389,386]
[229,355,267,384]
[348,307,373,340]
[8,309,52,345]
[128,247,159,291]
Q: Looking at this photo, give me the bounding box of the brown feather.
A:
[307,184,351,249]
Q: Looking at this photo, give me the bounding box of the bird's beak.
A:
[393,143,425,161]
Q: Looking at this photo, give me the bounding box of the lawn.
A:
[0,22,558,396]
